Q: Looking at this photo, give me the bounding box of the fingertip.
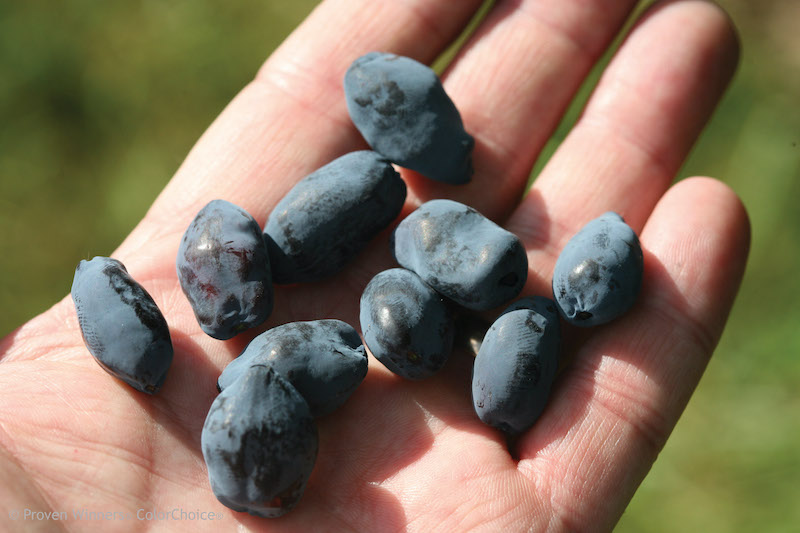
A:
[642,176,750,336]
[640,0,741,66]
[680,175,750,246]
[647,176,750,259]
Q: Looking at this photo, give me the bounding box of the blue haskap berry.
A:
[177,199,273,340]
[71,257,173,394]
[472,309,560,435]
[360,268,454,380]
[499,295,561,369]
[344,52,474,185]
[392,199,528,311]
[264,150,406,284]
[552,212,644,327]
[217,320,367,417]
[202,364,318,518]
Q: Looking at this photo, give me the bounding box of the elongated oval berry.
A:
[344,52,474,184]
[392,199,528,311]
[264,150,406,284]
[472,309,559,435]
[360,268,454,380]
[552,212,643,327]
[177,199,273,340]
[217,320,367,417]
[71,256,173,394]
[202,364,318,518]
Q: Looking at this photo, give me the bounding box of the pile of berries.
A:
[71,52,643,518]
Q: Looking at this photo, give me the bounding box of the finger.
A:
[406,0,639,221]
[508,0,740,288]
[516,177,750,531]
[117,0,485,258]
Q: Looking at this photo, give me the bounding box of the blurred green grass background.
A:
[1,1,797,530]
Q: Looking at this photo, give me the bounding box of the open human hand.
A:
[0,0,748,531]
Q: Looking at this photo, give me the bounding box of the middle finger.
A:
[405,0,640,221]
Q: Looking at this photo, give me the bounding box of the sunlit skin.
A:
[0,1,748,531]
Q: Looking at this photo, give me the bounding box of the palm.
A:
[0,1,747,531]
